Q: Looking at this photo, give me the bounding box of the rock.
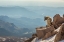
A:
[51,30,58,35]
[53,14,62,29]
[32,33,37,38]
[61,23,64,40]
[53,14,64,29]
[54,23,64,42]
[31,14,64,42]
[42,31,52,40]
[36,26,55,39]
[25,37,35,42]
[42,27,57,40]
[36,28,45,39]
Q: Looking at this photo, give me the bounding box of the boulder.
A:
[54,23,64,42]
[32,33,37,37]
[61,23,64,40]
[42,28,57,40]
[53,14,62,29]
[36,28,46,39]
[53,14,64,29]
[36,26,55,39]
[42,31,52,40]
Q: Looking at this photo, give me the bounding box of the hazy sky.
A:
[0,0,64,7]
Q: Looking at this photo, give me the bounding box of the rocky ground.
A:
[25,14,64,42]
[31,26,64,42]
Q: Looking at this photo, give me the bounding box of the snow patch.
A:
[54,26,61,32]
[31,35,56,42]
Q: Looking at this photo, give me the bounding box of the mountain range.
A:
[0,6,64,37]
[0,6,64,18]
[0,20,33,37]
[0,6,38,18]
[24,6,64,18]
[0,16,45,29]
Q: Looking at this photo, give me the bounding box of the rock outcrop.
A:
[36,26,55,39]
[25,14,64,42]
[53,14,64,29]
[54,23,64,42]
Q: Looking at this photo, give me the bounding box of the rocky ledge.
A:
[25,14,64,42]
